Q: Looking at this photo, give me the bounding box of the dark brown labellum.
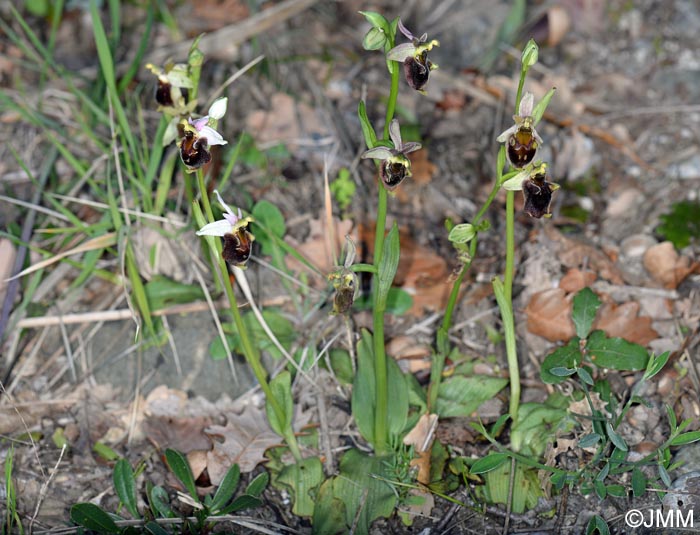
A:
[333,287,355,315]
[523,173,554,218]
[381,160,408,189]
[179,131,211,169]
[404,52,431,91]
[507,127,539,168]
[155,79,174,106]
[222,227,253,266]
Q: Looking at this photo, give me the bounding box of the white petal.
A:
[497,125,517,143]
[389,119,402,150]
[401,142,421,153]
[519,92,534,117]
[214,190,234,216]
[362,147,393,160]
[196,219,232,236]
[386,43,416,62]
[162,118,179,147]
[199,125,227,146]
[208,97,228,119]
[502,169,530,191]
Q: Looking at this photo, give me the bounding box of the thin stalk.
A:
[428,165,504,411]
[372,52,401,456]
[504,190,515,303]
[194,173,301,461]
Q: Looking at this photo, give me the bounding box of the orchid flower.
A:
[386,20,439,92]
[503,162,559,218]
[196,190,255,267]
[361,119,421,190]
[177,98,228,171]
[497,92,543,169]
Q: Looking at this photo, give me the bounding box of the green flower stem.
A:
[214,251,302,462]
[196,169,221,294]
[428,166,504,411]
[493,277,520,422]
[194,179,301,462]
[372,52,401,456]
[504,190,515,303]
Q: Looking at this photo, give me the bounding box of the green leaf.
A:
[70,503,119,533]
[631,468,647,497]
[147,485,173,518]
[252,200,286,256]
[385,287,413,315]
[448,223,476,244]
[113,458,139,518]
[93,441,120,462]
[606,484,626,498]
[387,355,409,439]
[532,87,556,126]
[276,457,323,517]
[220,494,262,514]
[435,375,508,418]
[656,200,700,248]
[312,479,346,535]
[658,463,671,487]
[482,461,542,514]
[145,520,171,535]
[266,371,294,437]
[577,367,594,385]
[376,223,400,311]
[594,479,607,499]
[165,449,199,503]
[606,423,628,452]
[540,339,582,384]
[358,10,390,32]
[358,100,377,149]
[550,367,577,377]
[644,351,670,380]
[586,331,648,371]
[666,404,677,431]
[210,463,240,513]
[362,27,387,50]
[470,453,509,474]
[578,433,601,448]
[670,430,700,446]
[144,276,205,310]
[352,330,376,445]
[331,449,396,534]
[246,471,269,497]
[572,287,600,339]
[586,515,610,535]
[510,402,568,456]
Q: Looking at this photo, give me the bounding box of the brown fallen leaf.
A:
[245,92,326,151]
[544,225,625,284]
[403,413,438,485]
[407,149,437,186]
[643,241,699,289]
[359,223,453,316]
[593,301,658,346]
[205,404,282,484]
[559,268,596,293]
[524,288,575,342]
[287,216,355,277]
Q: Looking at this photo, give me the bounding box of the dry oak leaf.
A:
[524,288,575,342]
[559,268,596,294]
[593,301,658,346]
[544,226,624,284]
[407,149,437,186]
[359,223,452,316]
[245,92,326,151]
[205,404,282,485]
[643,241,699,289]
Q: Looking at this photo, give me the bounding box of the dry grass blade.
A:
[4,233,117,282]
